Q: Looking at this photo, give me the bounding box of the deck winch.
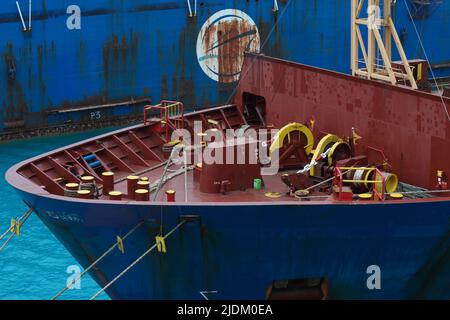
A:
[269,122,314,169]
[309,134,351,177]
[333,167,399,201]
[268,122,399,200]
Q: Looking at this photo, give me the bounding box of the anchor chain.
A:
[297,148,332,174]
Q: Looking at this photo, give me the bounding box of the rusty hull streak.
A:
[3,43,28,127]
[201,11,260,84]
[101,31,140,105]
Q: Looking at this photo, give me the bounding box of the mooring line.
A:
[0,208,33,241]
[52,220,145,300]
[90,220,187,300]
[0,232,16,252]
[304,170,351,192]
[0,208,34,252]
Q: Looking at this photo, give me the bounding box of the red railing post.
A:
[334,166,388,202]
[372,168,386,201]
[143,101,185,142]
[333,167,344,201]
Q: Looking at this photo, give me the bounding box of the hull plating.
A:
[16,189,450,300]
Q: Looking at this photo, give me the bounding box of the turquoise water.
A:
[0,129,118,300]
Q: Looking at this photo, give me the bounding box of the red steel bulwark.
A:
[235,53,450,190]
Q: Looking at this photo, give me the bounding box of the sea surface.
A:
[0,128,120,300]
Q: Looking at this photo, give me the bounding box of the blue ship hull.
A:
[15,188,450,299]
[1,0,450,135]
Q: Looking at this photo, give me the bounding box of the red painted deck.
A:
[7,54,450,205]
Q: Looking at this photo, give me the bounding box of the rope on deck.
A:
[52,220,145,300]
[90,220,187,300]
[150,165,195,196]
[0,208,33,252]
[388,189,450,196]
[152,144,197,201]
[293,189,450,201]
[303,170,351,192]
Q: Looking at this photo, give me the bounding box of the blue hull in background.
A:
[17,189,450,300]
[1,0,450,135]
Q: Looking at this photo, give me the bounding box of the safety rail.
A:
[333,167,386,201]
[143,100,185,142]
